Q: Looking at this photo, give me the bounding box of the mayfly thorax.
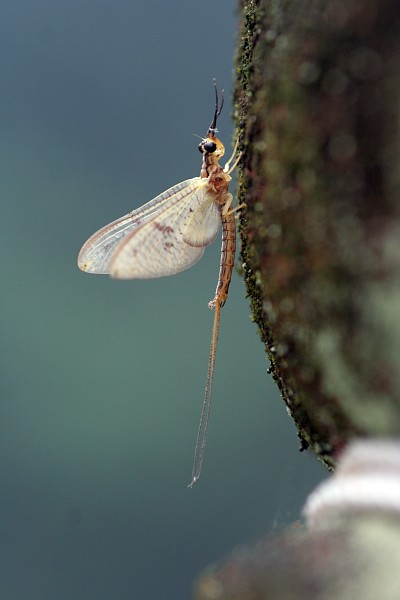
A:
[78,80,242,486]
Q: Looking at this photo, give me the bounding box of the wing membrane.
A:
[183,196,221,247]
[78,177,221,279]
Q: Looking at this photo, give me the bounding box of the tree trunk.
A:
[192,4,400,598]
[234,0,400,468]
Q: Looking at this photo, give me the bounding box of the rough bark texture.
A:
[233,0,400,468]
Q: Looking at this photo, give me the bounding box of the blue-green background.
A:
[1,2,325,598]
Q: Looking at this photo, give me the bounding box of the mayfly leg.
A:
[188,298,222,488]
[223,137,240,174]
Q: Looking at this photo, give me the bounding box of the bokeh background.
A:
[1,2,326,599]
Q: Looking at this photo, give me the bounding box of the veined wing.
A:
[78,178,201,274]
[183,192,221,248]
[110,179,221,278]
[78,177,221,279]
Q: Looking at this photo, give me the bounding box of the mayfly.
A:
[78,80,242,486]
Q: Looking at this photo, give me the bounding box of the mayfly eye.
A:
[204,141,217,153]
[198,143,204,153]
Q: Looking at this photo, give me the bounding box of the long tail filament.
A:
[188,299,222,487]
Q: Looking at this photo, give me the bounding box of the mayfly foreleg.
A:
[223,137,240,174]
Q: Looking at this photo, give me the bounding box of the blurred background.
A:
[0,1,326,598]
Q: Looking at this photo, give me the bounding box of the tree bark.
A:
[234,0,400,468]
[192,4,400,597]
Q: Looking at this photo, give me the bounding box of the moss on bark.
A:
[234,0,400,467]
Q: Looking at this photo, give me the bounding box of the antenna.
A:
[208,78,224,136]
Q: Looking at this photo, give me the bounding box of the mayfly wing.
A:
[183,194,221,248]
[78,178,201,274]
[110,181,221,278]
[78,177,222,279]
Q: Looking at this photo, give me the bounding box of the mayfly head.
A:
[198,136,225,159]
[197,79,226,160]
